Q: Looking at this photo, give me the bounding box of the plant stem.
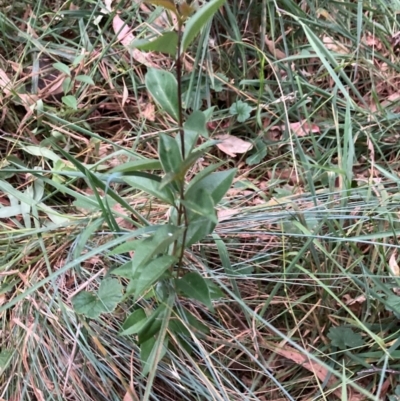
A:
[174,14,188,276]
[176,17,185,159]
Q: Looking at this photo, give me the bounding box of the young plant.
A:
[71,0,234,389]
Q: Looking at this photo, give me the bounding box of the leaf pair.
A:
[143,0,225,52]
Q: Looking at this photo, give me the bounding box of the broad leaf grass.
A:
[1,0,400,400]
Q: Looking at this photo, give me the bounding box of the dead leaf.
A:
[322,35,349,54]
[112,15,156,67]
[389,250,399,276]
[142,102,156,121]
[265,37,286,60]
[123,383,139,401]
[343,294,366,306]
[262,341,366,401]
[122,78,129,107]
[215,134,253,157]
[0,68,39,111]
[112,203,134,230]
[276,120,320,137]
[217,209,238,222]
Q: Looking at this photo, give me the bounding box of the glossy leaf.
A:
[176,272,213,311]
[182,0,226,51]
[72,278,123,318]
[135,32,178,57]
[120,308,147,336]
[145,68,179,120]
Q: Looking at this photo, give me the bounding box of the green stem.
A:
[174,14,188,276]
[176,20,185,158]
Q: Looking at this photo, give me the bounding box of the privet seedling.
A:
[71,0,234,387]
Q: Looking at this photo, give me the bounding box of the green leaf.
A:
[160,146,212,189]
[327,326,365,350]
[52,62,70,76]
[21,145,61,162]
[0,349,13,374]
[181,129,199,157]
[140,336,168,376]
[179,308,209,334]
[181,188,217,223]
[134,255,177,299]
[62,95,78,110]
[72,278,123,319]
[211,73,228,92]
[111,225,182,275]
[145,68,179,120]
[135,32,178,57]
[176,272,213,311]
[137,305,167,344]
[182,0,226,51]
[184,110,209,138]
[112,260,134,277]
[246,138,267,165]
[385,294,400,318]
[159,134,183,176]
[75,75,95,85]
[184,216,216,247]
[204,278,225,299]
[229,100,252,122]
[123,175,175,204]
[62,76,72,94]
[186,168,236,205]
[120,308,147,335]
[110,159,162,173]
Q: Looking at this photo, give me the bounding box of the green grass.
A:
[1,0,400,400]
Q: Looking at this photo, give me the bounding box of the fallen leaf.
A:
[343,294,366,306]
[363,33,384,51]
[112,203,134,230]
[265,37,286,60]
[274,120,320,137]
[0,68,38,112]
[122,78,129,107]
[322,35,349,54]
[142,102,156,121]
[262,341,366,401]
[389,250,399,276]
[215,134,253,157]
[112,15,157,67]
[217,209,238,222]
